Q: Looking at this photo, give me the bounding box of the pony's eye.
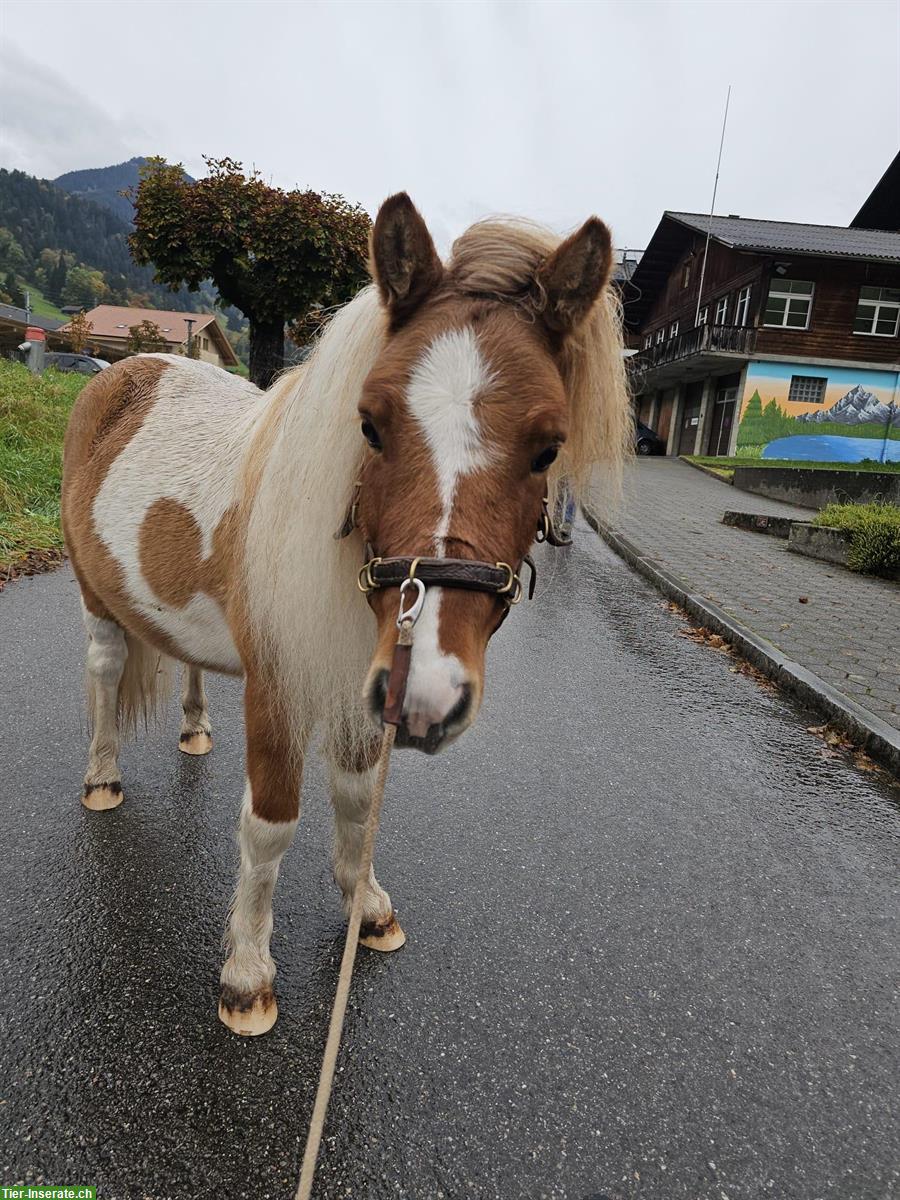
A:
[531,445,559,473]
[361,418,382,451]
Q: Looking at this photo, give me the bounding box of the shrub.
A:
[814,501,900,577]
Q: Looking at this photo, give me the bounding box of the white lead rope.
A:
[295,582,422,1199]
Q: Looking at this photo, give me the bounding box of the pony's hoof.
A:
[82,782,123,811]
[359,913,406,952]
[179,730,213,756]
[218,987,277,1036]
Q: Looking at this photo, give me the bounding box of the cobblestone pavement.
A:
[614,458,900,733]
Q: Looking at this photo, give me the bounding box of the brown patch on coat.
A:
[244,669,302,823]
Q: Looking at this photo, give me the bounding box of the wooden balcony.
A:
[630,323,756,385]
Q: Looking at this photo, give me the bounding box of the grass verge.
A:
[813,501,900,577]
[0,360,87,577]
[685,455,900,475]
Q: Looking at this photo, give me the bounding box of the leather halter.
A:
[336,482,571,607]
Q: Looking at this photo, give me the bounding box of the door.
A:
[676,383,704,456]
[707,386,738,456]
[656,389,675,449]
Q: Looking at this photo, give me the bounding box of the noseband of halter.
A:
[335,482,572,610]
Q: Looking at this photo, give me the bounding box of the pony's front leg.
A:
[218,677,303,1036]
[178,663,213,755]
[327,735,406,952]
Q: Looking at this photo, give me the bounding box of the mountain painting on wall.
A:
[796,385,895,426]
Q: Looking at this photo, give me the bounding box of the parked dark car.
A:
[635,420,665,455]
[45,352,110,376]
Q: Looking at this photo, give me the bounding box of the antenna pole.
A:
[694,85,731,328]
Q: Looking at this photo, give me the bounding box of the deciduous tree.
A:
[130,157,371,387]
[66,311,93,354]
[127,319,168,354]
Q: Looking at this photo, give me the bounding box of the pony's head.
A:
[351,194,630,752]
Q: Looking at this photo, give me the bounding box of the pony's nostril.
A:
[446,683,472,730]
[370,669,389,715]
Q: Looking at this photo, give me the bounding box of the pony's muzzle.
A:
[367,669,474,754]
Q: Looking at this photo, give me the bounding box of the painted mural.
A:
[735,362,900,463]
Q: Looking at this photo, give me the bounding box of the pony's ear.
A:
[371,193,444,326]
[535,217,614,335]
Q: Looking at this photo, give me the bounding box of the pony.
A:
[61,194,630,1035]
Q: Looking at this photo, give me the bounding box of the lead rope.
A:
[295,579,425,1200]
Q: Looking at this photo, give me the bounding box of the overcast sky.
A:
[1,0,898,253]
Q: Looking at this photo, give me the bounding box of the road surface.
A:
[1,530,897,1199]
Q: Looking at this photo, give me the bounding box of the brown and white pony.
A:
[61,194,630,1035]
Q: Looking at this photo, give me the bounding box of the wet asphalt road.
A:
[1,529,898,1200]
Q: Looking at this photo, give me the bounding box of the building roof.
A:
[623,209,900,331]
[75,305,219,340]
[851,151,900,231]
[666,211,900,261]
[0,302,64,332]
[65,305,238,366]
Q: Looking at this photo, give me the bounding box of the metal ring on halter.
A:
[407,557,422,582]
[397,577,426,627]
[495,562,523,604]
[357,557,382,594]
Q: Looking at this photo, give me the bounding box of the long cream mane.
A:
[244,218,630,757]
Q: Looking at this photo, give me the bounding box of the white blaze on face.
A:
[402,327,493,737]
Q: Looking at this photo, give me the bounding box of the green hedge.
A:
[814,501,900,577]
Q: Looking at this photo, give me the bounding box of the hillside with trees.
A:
[54,157,162,224]
[0,165,249,363]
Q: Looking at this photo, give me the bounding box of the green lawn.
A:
[0,360,87,570]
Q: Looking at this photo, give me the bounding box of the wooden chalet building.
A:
[624,211,900,458]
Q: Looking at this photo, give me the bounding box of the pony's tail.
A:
[87,632,174,740]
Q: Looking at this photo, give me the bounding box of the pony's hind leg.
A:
[81,602,128,811]
[327,733,406,952]
[219,675,304,1036]
[179,664,212,755]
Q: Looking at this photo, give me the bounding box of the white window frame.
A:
[655,328,665,345]
[735,286,751,327]
[853,286,900,337]
[764,279,814,330]
[643,334,652,349]
[715,297,729,325]
[697,306,708,326]
[669,321,679,340]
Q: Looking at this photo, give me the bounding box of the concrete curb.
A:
[586,513,900,777]
[678,456,734,485]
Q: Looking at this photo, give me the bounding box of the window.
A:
[787,375,827,405]
[681,261,692,289]
[735,286,751,326]
[715,297,729,325]
[853,286,900,337]
[643,334,652,349]
[669,321,679,339]
[202,336,210,349]
[656,328,665,345]
[697,306,708,326]
[764,279,814,329]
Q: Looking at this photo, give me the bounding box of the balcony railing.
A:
[631,323,756,371]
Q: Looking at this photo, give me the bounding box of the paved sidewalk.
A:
[610,459,900,738]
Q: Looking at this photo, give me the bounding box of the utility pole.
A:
[694,86,732,328]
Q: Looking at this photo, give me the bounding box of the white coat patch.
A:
[401,328,493,733]
[92,356,265,672]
